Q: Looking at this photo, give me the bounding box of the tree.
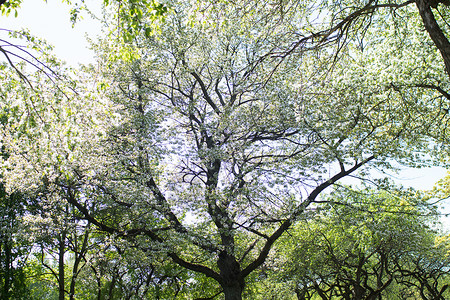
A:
[266,184,449,299]
[27,204,92,300]
[1,0,450,299]
[0,184,30,300]
[75,238,196,299]
[0,110,33,300]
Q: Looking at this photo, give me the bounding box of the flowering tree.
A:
[1,0,450,299]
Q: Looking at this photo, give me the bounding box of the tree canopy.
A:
[0,0,450,299]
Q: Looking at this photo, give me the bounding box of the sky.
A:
[1,0,450,228]
[0,0,101,65]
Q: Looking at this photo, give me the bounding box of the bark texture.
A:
[415,0,450,78]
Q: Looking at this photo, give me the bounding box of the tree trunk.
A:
[69,256,79,300]
[58,232,66,300]
[218,251,244,300]
[69,252,78,300]
[223,284,244,300]
[3,237,11,299]
[69,225,90,300]
[90,266,102,300]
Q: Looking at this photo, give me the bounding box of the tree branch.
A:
[241,155,375,277]
[190,71,221,114]
[415,0,450,78]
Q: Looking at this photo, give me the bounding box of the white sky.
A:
[0,0,101,65]
[1,0,449,228]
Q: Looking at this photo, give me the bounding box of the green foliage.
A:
[0,0,21,17]
[2,0,450,299]
[0,147,31,300]
[23,257,59,300]
[265,184,450,299]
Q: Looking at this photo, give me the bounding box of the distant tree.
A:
[0,118,31,299]
[27,204,92,300]
[267,184,450,300]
